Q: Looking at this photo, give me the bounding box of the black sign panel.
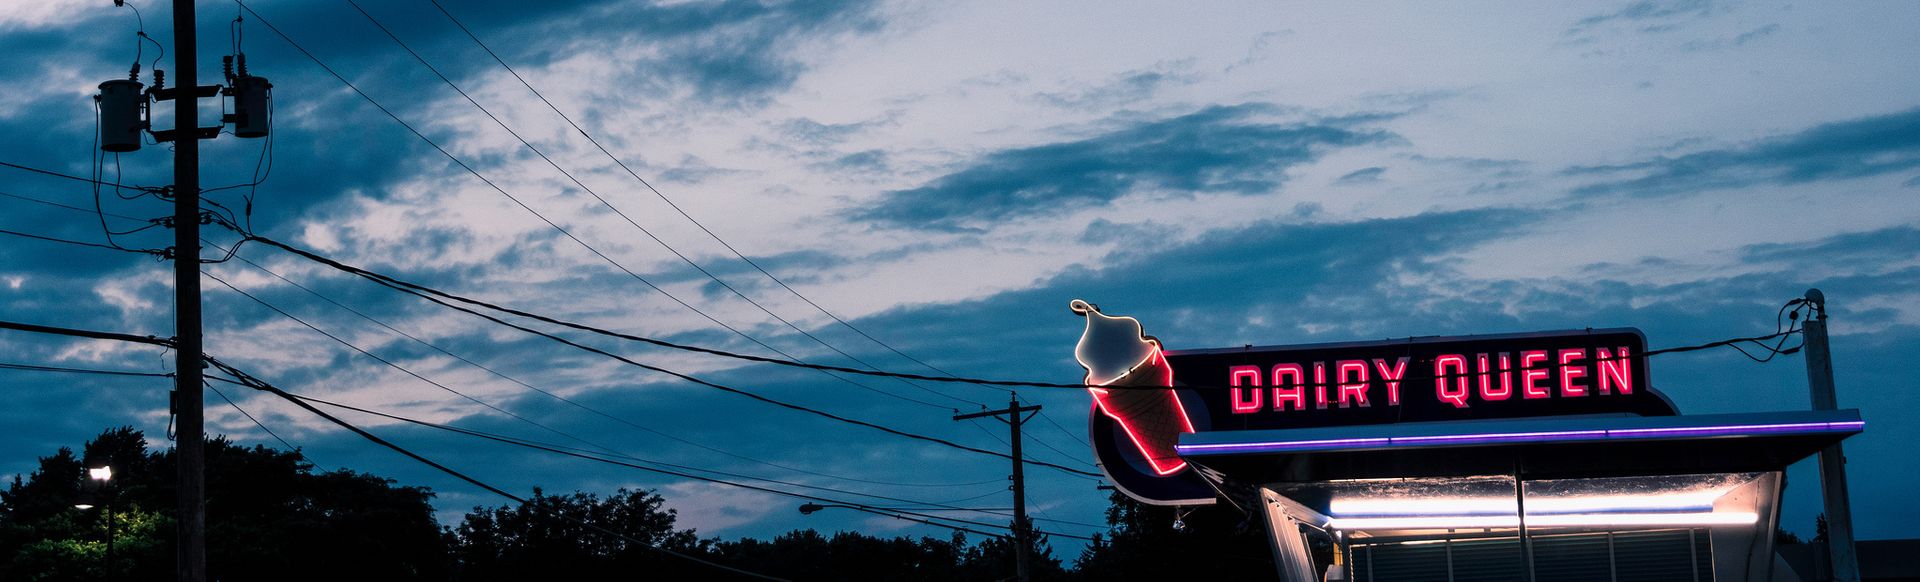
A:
[1167,328,1673,433]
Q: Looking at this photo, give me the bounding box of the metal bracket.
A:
[149,84,222,102]
[151,127,223,143]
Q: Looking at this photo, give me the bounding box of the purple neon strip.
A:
[1178,437,1392,453]
[1175,420,1863,456]
[1394,429,1609,445]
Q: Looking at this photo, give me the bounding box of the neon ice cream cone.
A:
[1071,299,1195,476]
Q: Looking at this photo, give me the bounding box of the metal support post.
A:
[1802,289,1859,582]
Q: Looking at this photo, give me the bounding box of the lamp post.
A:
[75,466,115,580]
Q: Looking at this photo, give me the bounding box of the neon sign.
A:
[1170,329,1665,432]
[1071,300,1195,476]
[1076,314,1674,505]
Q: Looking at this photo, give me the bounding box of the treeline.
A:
[2,428,1277,581]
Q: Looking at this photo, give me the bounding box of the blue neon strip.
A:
[1175,420,1865,455]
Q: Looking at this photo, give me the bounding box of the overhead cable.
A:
[343,0,981,410]
[217,250,997,489]
[202,356,789,581]
[234,0,965,415]
[423,0,1015,400]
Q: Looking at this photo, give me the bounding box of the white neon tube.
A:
[1328,490,1727,517]
[1326,511,1757,530]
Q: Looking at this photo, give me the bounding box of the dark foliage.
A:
[449,487,716,581]
[0,427,447,581]
[1070,490,1279,581]
[7,428,1289,580]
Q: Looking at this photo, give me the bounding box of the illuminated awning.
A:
[1176,410,1862,482]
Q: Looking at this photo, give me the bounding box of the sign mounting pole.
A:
[1801,289,1859,582]
[955,396,1043,582]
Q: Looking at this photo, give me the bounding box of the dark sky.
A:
[1,0,1915,550]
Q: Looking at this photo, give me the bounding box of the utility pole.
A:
[954,396,1043,582]
[161,0,210,579]
[1801,288,1859,582]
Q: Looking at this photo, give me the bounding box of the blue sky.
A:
[2,0,1916,551]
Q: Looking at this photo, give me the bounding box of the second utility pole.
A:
[954,396,1042,582]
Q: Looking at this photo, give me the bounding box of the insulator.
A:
[229,75,272,139]
[97,79,145,152]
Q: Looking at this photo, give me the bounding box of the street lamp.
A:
[75,465,115,580]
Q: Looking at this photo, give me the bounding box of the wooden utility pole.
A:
[166,0,207,578]
[954,396,1043,582]
[1801,289,1859,582]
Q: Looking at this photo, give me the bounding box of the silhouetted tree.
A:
[712,528,977,580]
[1,427,446,581]
[449,488,718,581]
[1071,490,1277,580]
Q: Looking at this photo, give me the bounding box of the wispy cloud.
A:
[1567,0,1717,36]
[849,104,1397,231]
[1334,166,1386,184]
[1566,107,1920,197]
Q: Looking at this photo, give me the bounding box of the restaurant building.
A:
[1071,301,1863,581]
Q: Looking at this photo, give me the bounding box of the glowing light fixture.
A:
[1177,419,1864,455]
[1329,489,1727,517]
[1326,511,1758,531]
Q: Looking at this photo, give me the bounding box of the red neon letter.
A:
[1435,354,1470,408]
[1598,347,1634,395]
[1520,350,1550,399]
[1372,357,1407,406]
[1336,360,1369,408]
[1480,353,1512,401]
[1559,348,1588,397]
[1229,365,1263,413]
[1272,363,1306,411]
[1313,362,1329,410]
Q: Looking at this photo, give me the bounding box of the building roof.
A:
[1176,409,1862,482]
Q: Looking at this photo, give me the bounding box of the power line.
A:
[215,250,996,490]
[208,267,1002,509]
[220,250,1102,478]
[341,0,982,411]
[0,320,173,347]
[209,268,1051,509]
[964,419,1099,478]
[204,269,628,459]
[423,0,1015,400]
[1037,409,1092,448]
[0,227,165,256]
[265,384,1097,541]
[0,159,163,192]
[233,1,964,416]
[243,234,1812,393]
[0,189,153,223]
[258,383,1101,528]
[244,234,1096,389]
[202,356,788,581]
[0,362,173,378]
[204,380,315,468]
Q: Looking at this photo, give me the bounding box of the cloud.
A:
[1566,107,1920,197]
[1334,166,1386,184]
[1740,225,1920,274]
[849,104,1398,232]
[1567,0,1717,36]
[1033,62,1198,109]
